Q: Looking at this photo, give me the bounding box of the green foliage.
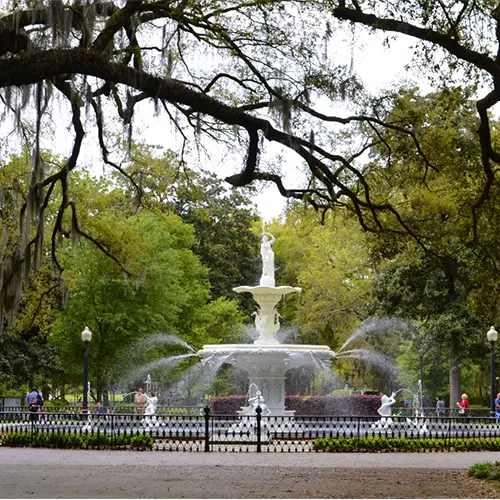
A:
[115,144,261,313]
[1,430,153,450]
[0,152,253,398]
[274,209,373,348]
[469,462,496,479]
[364,87,500,404]
[0,152,63,390]
[313,436,500,453]
[49,169,251,398]
[190,297,247,345]
[52,201,212,395]
[0,326,59,393]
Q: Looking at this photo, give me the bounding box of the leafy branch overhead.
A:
[2,0,500,322]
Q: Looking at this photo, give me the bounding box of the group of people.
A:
[26,387,157,418]
[435,393,469,419]
[27,388,110,420]
[437,393,500,422]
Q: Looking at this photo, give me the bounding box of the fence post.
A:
[111,413,115,448]
[256,406,262,453]
[204,406,210,452]
[448,414,452,451]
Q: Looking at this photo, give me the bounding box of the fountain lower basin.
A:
[198,343,335,416]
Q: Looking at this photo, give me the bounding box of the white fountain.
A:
[198,231,336,416]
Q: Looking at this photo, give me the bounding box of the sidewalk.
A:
[1,448,499,498]
[1,447,499,468]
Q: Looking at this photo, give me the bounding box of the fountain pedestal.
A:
[233,285,301,345]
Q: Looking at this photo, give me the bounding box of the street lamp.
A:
[81,326,92,415]
[487,326,498,418]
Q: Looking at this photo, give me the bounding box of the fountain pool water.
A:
[198,231,335,416]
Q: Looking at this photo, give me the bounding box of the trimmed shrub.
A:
[285,395,381,416]
[210,394,381,416]
[1,431,153,450]
[313,436,500,453]
[210,395,247,415]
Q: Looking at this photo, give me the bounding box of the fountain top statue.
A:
[260,232,276,286]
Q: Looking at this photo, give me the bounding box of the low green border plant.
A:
[313,436,500,453]
[0,431,153,450]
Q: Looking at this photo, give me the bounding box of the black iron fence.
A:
[3,404,490,416]
[0,404,204,415]
[2,407,500,452]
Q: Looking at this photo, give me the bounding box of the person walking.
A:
[436,395,446,419]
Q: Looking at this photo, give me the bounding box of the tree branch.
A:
[332,5,500,78]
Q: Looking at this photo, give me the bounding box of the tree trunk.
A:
[103,386,109,405]
[449,334,461,408]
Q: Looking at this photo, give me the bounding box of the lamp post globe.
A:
[487,326,498,418]
[81,326,92,415]
[81,326,92,343]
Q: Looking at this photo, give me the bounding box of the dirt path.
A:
[1,449,499,498]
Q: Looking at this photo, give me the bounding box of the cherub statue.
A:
[248,390,271,416]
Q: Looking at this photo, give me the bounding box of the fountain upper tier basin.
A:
[233,285,301,295]
[198,343,336,374]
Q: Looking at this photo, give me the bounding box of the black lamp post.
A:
[487,326,498,418]
[81,326,92,415]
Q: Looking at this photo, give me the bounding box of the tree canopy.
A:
[5,0,500,325]
[5,0,500,405]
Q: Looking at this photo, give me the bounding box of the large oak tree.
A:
[3,0,500,328]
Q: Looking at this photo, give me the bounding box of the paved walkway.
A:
[1,448,499,498]
[1,448,499,468]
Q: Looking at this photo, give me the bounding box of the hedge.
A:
[312,436,500,453]
[210,394,381,416]
[0,431,153,450]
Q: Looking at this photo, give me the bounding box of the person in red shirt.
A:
[456,393,469,421]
